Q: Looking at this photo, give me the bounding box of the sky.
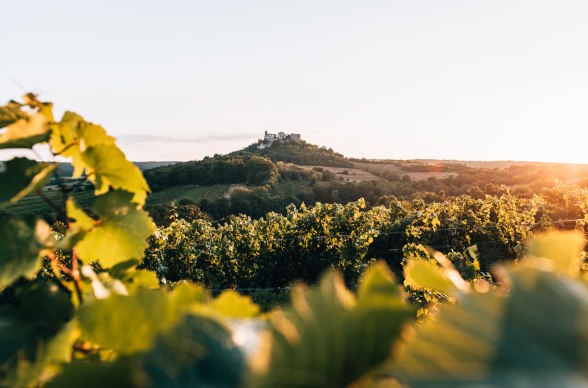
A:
[1,0,587,163]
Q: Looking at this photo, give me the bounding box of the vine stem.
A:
[49,150,85,304]
[46,250,84,303]
[46,251,73,276]
[71,248,84,304]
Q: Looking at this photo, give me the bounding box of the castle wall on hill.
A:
[260,131,302,148]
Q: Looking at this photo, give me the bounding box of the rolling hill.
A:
[4,137,588,222]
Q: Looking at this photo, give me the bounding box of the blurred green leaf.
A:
[49,112,148,204]
[127,270,160,290]
[0,111,49,149]
[357,261,402,304]
[45,358,137,388]
[0,283,77,387]
[0,101,26,128]
[396,268,588,386]
[0,158,56,208]
[74,191,156,267]
[58,197,97,250]
[49,111,115,177]
[82,145,150,205]
[66,197,95,231]
[527,230,586,275]
[251,263,413,387]
[199,290,261,319]
[0,216,52,291]
[404,259,457,295]
[142,314,245,388]
[77,283,207,354]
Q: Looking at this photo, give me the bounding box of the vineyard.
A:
[2,95,588,387]
[145,184,230,205]
[4,190,95,216]
[144,185,588,292]
[3,180,229,219]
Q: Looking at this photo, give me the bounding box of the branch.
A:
[45,251,73,276]
[71,248,84,304]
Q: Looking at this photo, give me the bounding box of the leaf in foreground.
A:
[0,101,27,128]
[251,262,414,387]
[77,283,207,354]
[0,283,77,387]
[48,314,246,388]
[0,157,56,208]
[82,145,150,205]
[73,191,156,267]
[0,216,53,291]
[0,110,49,149]
[142,314,246,388]
[396,268,588,386]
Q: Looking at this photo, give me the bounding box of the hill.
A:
[136,138,588,221]
[143,154,280,192]
[235,139,353,167]
[6,137,588,224]
[143,139,352,192]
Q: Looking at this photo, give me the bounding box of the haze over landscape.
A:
[2,0,587,163]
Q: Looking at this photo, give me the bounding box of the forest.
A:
[2,95,588,387]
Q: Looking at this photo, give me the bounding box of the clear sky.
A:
[1,1,587,163]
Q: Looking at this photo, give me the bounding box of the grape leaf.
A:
[0,111,49,149]
[0,216,53,291]
[396,268,588,386]
[65,197,95,234]
[0,283,76,387]
[77,283,207,354]
[45,358,137,388]
[50,315,246,388]
[403,259,457,294]
[73,191,156,267]
[142,314,246,388]
[251,263,414,387]
[81,145,149,205]
[49,112,148,204]
[126,270,161,290]
[526,230,586,275]
[49,111,115,177]
[56,198,96,250]
[0,101,26,128]
[0,158,56,208]
[196,290,261,319]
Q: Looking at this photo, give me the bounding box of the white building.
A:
[259,130,302,149]
[264,130,277,141]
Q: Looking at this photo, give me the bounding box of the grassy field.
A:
[352,162,457,181]
[146,184,230,205]
[304,166,384,182]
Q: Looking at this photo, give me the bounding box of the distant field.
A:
[5,190,95,216]
[135,161,177,171]
[352,162,457,181]
[305,166,383,183]
[146,184,230,205]
[5,184,230,216]
[359,159,588,170]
